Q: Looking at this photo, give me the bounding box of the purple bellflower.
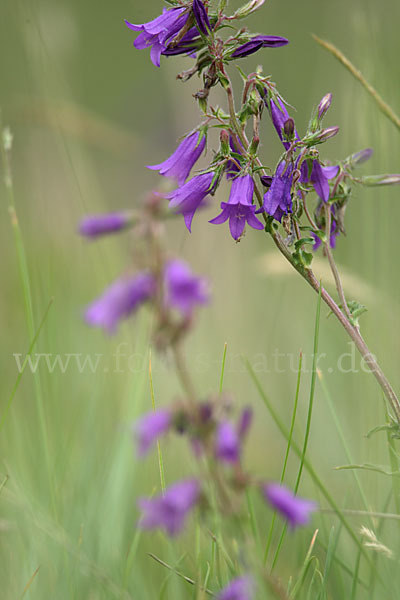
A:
[148,131,206,186]
[218,576,254,600]
[268,97,299,150]
[256,161,293,221]
[125,7,190,67]
[210,174,264,240]
[78,212,131,238]
[304,160,339,203]
[263,483,317,529]
[85,272,156,334]
[167,171,216,232]
[138,479,200,536]
[164,259,209,317]
[133,409,172,456]
[193,0,211,35]
[215,421,240,464]
[232,35,289,58]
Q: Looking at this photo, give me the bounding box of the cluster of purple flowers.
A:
[80,246,208,334]
[133,403,316,537]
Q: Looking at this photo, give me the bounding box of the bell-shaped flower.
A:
[192,0,211,36]
[167,172,216,231]
[231,35,289,58]
[301,160,339,203]
[164,259,209,317]
[78,212,131,238]
[85,272,156,334]
[262,483,317,529]
[125,7,190,67]
[133,409,172,456]
[138,479,200,536]
[256,161,293,221]
[210,175,264,240]
[215,421,240,464]
[218,576,254,600]
[148,131,206,186]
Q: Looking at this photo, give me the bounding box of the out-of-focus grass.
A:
[1,0,400,597]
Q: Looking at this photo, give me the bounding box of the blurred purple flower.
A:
[232,35,289,58]
[237,407,253,438]
[301,160,339,203]
[268,97,299,150]
[78,212,130,238]
[210,174,264,240]
[216,421,240,464]
[138,479,200,536]
[148,131,206,185]
[85,272,156,334]
[125,7,190,67]
[218,576,254,600]
[167,171,216,232]
[256,161,293,221]
[193,0,211,35]
[133,409,172,456]
[263,483,317,529]
[164,259,209,317]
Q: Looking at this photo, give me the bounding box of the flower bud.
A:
[317,93,332,120]
[346,148,373,168]
[233,0,266,19]
[260,175,273,188]
[359,174,400,186]
[220,129,230,154]
[304,126,339,146]
[283,117,295,139]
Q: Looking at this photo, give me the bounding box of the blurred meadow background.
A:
[1,0,400,598]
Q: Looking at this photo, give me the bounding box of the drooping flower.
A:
[262,483,317,529]
[192,0,211,36]
[138,479,200,536]
[210,174,264,240]
[148,131,206,186]
[125,7,190,67]
[133,409,172,456]
[218,576,254,600]
[167,171,216,232]
[267,96,299,150]
[164,259,209,317]
[256,161,293,221]
[78,212,131,238]
[215,421,240,464]
[231,35,289,58]
[301,160,339,203]
[85,272,156,334]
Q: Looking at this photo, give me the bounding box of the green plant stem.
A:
[0,118,57,516]
[312,35,400,132]
[323,204,353,325]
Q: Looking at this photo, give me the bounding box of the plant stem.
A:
[323,203,354,325]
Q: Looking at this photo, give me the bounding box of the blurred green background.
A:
[1,0,400,597]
